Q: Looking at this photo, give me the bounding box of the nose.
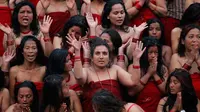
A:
[22,97,27,102]
[152,29,157,34]
[100,53,103,58]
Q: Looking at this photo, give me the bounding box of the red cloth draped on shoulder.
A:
[92,13,101,25]
[190,72,200,99]
[38,11,71,40]
[15,82,43,98]
[69,84,82,92]
[0,6,11,56]
[82,79,122,112]
[136,81,162,112]
[29,0,39,7]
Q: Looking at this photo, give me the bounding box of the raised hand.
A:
[133,22,148,35]
[173,92,182,111]
[66,0,75,9]
[118,39,130,55]
[0,23,13,35]
[2,49,16,63]
[83,0,91,4]
[82,41,90,58]
[86,12,98,28]
[148,58,157,75]
[66,34,82,51]
[39,15,53,35]
[59,103,67,112]
[132,41,146,60]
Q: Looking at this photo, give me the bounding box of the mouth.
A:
[22,18,29,23]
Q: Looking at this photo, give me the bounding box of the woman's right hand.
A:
[66,34,82,51]
[59,103,67,112]
[82,41,90,58]
[147,58,157,75]
[86,12,98,28]
[132,41,146,60]
[172,92,182,111]
[2,49,16,63]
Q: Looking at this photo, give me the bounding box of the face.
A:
[23,40,38,62]
[68,26,82,39]
[184,28,200,51]
[100,33,114,50]
[169,76,182,94]
[18,5,33,27]
[108,4,125,26]
[61,80,70,97]
[148,46,158,62]
[65,55,72,71]
[92,45,109,68]
[148,22,162,39]
[17,87,33,107]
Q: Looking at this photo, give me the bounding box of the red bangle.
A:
[155,79,163,85]
[6,40,14,46]
[132,65,140,69]
[84,58,90,63]
[43,37,51,42]
[74,56,81,60]
[135,3,142,10]
[182,63,191,71]
[89,36,95,39]
[117,55,125,62]
[132,38,139,43]
[140,80,146,86]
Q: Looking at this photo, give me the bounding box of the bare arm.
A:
[9,67,17,104]
[185,0,194,10]
[148,0,167,17]
[126,0,145,18]
[1,88,10,112]
[53,36,62,49]
[163,46,172,68]
[81,3,91,16]
[169,54,182,73]
[70,90,82,112]
[36,0,49,16]
[171,28,181,54]
[66,0,78,16]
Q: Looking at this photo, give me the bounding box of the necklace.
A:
[93,67,112,92]
[21,30,31,34]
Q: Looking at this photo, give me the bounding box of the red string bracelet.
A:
[182,63,191,71]
[132,65,140,69]
[155,79,163,85]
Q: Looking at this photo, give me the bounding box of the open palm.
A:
[66,34,82,51]
[132,41,146,59]
[0,23,12,35]
[39,15,53,34]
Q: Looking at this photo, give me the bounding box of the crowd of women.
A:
[0,0,200,112]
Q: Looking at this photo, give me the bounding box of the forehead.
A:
[101,33,111,39]
[18,87,33,94]
[149,22,160,27]
[24,40,36,46]
[94,45,109,52]
[111,4,124,12]
[148,46,158,51]
[69,26,81,31]
[187,28,200,35]
[19,5,32,11]
[170,76,179,81]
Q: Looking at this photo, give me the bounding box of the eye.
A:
[27,95,32,98]
[103,52,108,55]
[95,52,100,55]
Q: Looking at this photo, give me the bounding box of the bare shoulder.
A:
[2,88,9,95]
[124,103,145,112]
[5,104,15,112]
[171,53,180,59]
[171,27,182,33]
[10,66,19,74]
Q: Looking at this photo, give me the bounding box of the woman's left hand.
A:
[39,15,53,35]
[2,49,15,63]
[118,39,130,55]
[133,22,148,36]
[66,34,82,51]
[82,41,90,58]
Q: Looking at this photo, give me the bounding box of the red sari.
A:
[190,73,200,99]
[92,13,101,25]
[47,11,71,39]
[136,81,162,112]
[0,6,11,56]
[82,79,122,112]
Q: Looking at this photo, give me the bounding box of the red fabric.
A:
[160,17,180,46]
[47,11,71,39]
[190,73,200,99]
[29,0,39,7]
[136,81,162,112]
[70,50,84,67]
[69,84,82,92]
[129,7,157,27]
[92,13,101,25]
[82,79,122,112]
[0,7,12,56]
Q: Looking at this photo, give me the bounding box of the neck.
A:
[111,25,122,30]
[22,61,37,70]
[93,0,104,4]
[20,26,31,34]
[92,63,107,72]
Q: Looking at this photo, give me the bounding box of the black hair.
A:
[14,81,39,112]
[140,37,165,79]
[101,0,129,32]
[0,70,5,90]
[100,28,122,56]
[12,1,39,37]
[92,89,125,112]
[163,69,198,112]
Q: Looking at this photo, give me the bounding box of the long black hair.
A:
[92,89,125,112]
[163,69,198,112]
[12,1,39,37]
[14,81,39,112]
[140,37,165,79]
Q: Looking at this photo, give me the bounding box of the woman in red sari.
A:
[36,0,77,39]
[128,37,168,112]
[67,36,144,112]
[170,24,200,99]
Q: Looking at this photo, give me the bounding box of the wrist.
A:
[117,55,125,62]
[43,33,50,37]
